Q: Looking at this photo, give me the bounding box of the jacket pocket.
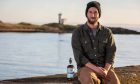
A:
[81,39,92,53]
[98,38,107,53]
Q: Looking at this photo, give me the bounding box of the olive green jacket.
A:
[71,23,116,69]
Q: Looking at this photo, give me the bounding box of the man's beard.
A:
[87,17,98,25]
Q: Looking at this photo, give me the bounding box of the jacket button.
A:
[85,41,87,44]
[92,40,94,42]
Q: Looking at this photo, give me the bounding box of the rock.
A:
[115,65,140,84]
[0,65,140,84]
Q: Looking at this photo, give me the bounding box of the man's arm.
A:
[71,29,89,67]
[100,29,116,76]
[105,29,116,66]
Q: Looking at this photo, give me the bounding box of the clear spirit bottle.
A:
[67,58,75,81]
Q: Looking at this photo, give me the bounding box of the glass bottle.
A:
[67,58,75,81]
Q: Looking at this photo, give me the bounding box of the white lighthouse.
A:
[58,13,62,24]
[58,13,65,24]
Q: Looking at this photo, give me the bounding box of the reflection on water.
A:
[0,33,140,80]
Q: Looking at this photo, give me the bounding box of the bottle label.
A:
[67,68,74,78]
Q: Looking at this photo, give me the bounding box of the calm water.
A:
[0,33,140,80]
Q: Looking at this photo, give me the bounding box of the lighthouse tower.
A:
[58,13,62,24]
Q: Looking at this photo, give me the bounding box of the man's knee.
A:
[78,67,101,84]
[78,67,91,82]
[104,69,120,84]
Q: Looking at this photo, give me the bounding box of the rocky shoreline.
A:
[0,22,140,34]
[0,65,140,84]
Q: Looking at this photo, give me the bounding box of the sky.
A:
[0,0,140,25]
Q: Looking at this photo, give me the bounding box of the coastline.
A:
[0,65,140,84]
[0,22,140,34]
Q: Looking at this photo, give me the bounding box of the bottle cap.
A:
[69,58,72,64]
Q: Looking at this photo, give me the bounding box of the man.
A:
[72,1,120,84]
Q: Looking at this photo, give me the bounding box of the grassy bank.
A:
[0,22,140,34]
[0,22,75,33]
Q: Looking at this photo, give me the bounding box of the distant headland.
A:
[0,21,140,34]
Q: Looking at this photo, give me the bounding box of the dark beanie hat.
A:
[85,1,101,18]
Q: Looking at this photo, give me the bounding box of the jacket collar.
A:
[83,22,102,31]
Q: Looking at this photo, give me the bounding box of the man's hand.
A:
[98,63,112,80]
[104,63,111,72]
[99,67,108,77]
[99,63,112,78]
[95,67,107,78]
[85,62,107,78]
